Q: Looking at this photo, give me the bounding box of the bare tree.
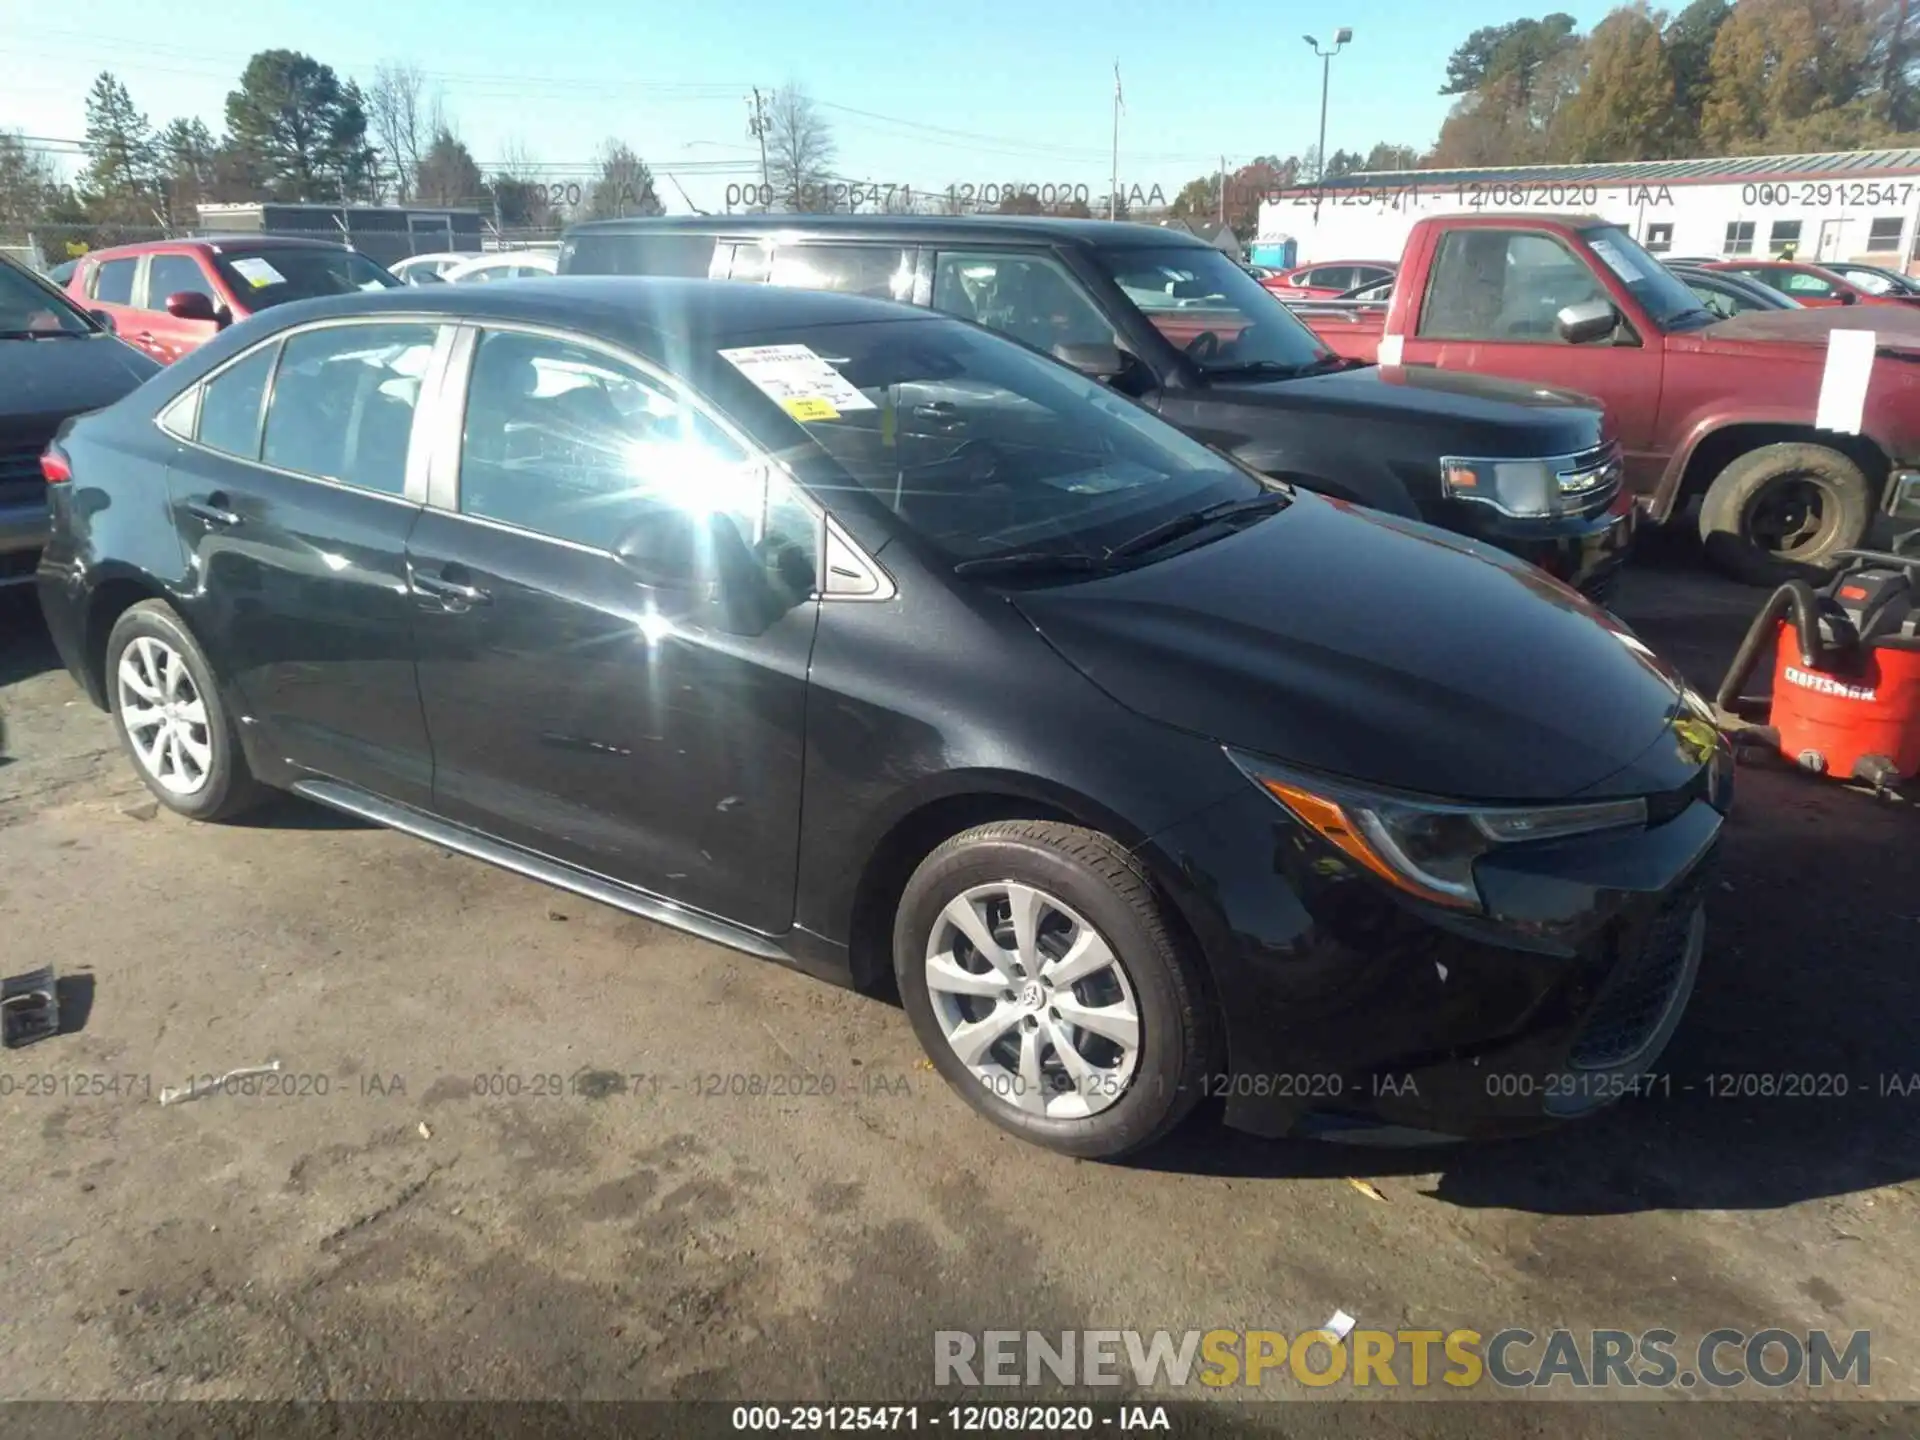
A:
[1,130,60,236]
[765,83,835,211]
[368,61,432,201]
[585,139,664,219]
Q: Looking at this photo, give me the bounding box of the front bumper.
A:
[1145,774,1724,1144]
[1464,485,1638,602]
[0,498,49,587]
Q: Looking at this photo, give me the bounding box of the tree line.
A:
[0,52,853,254]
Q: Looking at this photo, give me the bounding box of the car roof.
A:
[564,213,1220,251]
[244,275,942,356]
[81,234,356,261]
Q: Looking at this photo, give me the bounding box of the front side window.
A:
[1094,245,1331,373]
[457,329,818,592]
[260,323,438,494]
[0,257,90,335]
[211,247,399,311]
[1417,230,1608,342]
[1780,269,1839,297]
[146,255,215,309]
[195,343,279,459]
[768,244,913,300]
[92,259,137,305]
[707,316,1266,566]
[932,249,1117,357]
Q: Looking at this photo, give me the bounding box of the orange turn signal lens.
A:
[1256,777,1475,908]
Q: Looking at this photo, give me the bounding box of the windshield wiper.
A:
[951,550,1123,579]
[1207,354,1356,379]
[1107,492,1290,560]
[0,328,86,340]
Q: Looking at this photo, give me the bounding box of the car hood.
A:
[1205,362,1607,457]
[1011,494,1695,803]
[0,335,158,428]
[1690,305,1920,353]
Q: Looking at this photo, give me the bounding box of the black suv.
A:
[560,215,1635,595]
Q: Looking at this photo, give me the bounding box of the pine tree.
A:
[1549,6,1679,161]
[79,72,157,221]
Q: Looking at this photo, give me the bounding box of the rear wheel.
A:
[1698,442,1873,586]
[105,601,266,822]
[893,820,1212,1159]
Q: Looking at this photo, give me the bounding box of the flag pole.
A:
[1110,62,1122,221]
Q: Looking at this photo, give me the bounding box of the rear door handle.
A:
[412,571,491,606]
[187,497,242,527]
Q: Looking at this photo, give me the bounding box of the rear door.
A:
[1398,225,1665,455]
[138,252,223,362]
[403,323,822,930]
[161,318,446,807]
[84,256,152,359]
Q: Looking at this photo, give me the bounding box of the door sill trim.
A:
[291,778,791,962]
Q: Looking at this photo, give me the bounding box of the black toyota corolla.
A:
[35,279,1731,1158]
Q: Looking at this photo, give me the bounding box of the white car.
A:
[388,251,482,285]
[441,250,559,284]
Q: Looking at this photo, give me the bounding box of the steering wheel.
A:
[1185,331,1222,363]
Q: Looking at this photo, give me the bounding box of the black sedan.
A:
[34,278,1730,1157]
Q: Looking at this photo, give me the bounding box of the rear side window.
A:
[195,344,279,459]
[261,323,438,495]
[767,244,913,300]
[559,230,719,277]
[92,259,137,305]
[1780,270,1838,297]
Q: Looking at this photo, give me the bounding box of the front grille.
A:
[0,428,56,510]
[1568,864,1709,1071]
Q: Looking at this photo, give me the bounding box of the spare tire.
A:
[1698,442,1873,586]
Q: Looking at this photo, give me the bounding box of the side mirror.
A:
[1556,299,1619,345]
[1053,340,1125,381]
[1837,290,1859,306]
[87,308,116,333]
[164,290,219,323]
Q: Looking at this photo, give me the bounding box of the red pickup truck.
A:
[1290,214,1920,583]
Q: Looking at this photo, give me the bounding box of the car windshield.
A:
[1579,225,1715,329]
[209,247,400,310]
[708,318,1264,566]
[0,258,92,335]
[1093,245,1336,374]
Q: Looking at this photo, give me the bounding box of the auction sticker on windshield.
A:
[229,256,286,288]
[719,343,877,421]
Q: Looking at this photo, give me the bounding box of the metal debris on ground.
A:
[1,966,59,1049]
[1346,1177,1389,1203]
[1325,1309,1358,1341]
[157,1060,283,1107]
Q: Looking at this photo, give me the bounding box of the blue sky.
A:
[4,0,1622,213]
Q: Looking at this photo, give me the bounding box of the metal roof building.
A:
[1263,149,1920,272]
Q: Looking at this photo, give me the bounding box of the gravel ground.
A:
[1,541,1915,1438]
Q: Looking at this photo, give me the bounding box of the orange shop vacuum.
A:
[1714,540,1920,794]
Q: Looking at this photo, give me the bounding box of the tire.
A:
[893,820,1213,1160]
[104,600,267,822]
[1698,442,1874,586]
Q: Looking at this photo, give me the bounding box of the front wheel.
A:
[893,820,1213,1159]
[1698,442,1874,586]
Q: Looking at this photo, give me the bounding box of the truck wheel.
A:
[1698,442,1873,586]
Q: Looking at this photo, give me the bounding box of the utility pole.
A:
[747,88,772,209]
[1110,62,1123,221]
[1218,154,1226,227]
[1304,28,1353,225]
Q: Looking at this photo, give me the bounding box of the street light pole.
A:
[1304,27,1352,226]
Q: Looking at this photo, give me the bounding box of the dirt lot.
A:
[1,544,1917,1437]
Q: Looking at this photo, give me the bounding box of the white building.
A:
[1261,149,1920,273]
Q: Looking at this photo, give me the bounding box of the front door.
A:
[405,324,821,932]
[138,251,222,363]
[83,255,157,361]
[1398,226,1666,458]
[164,319,445,808]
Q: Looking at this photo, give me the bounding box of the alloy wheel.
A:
[923,881,1142,1119]
[117,635,213,797]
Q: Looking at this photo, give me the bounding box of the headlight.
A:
[1440,446,1621,518]
[1228,751,1648,911]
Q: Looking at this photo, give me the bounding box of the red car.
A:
[1261,259,1397,299]
[1701,259,1920,310]
[63,236,401,364]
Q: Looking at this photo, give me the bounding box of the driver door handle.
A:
[412,570,491,606]
[187,496,242,527]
